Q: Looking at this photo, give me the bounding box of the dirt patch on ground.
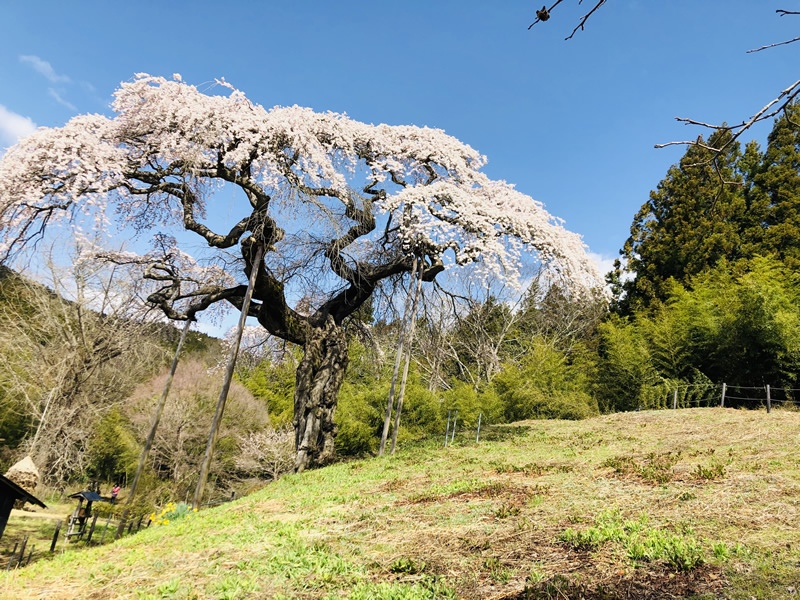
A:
[498,563,726,599]
[369,515,729,600]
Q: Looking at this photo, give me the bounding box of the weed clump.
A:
[389,557,425,574]
[558,510,706,571]
[603,452,681,484]
[693,460,726,480]
[493,503,521,520]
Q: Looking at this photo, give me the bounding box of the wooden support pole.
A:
[766,384,771,413]
[380,254,418,456]
[25,545,34,566]
[721,383,727,407]
[50,520,61,552]
[193,244,264,508]
[390,256,424,455]
[476,412,482,443]
[99,514,112,545]
[444,409,451,448]
[673,389,678,410]
[117,317,193,539]
[86,514,99,543]
[451,410,458,445]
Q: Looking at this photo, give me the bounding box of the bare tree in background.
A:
[0,249,164,483]
[125,359,270,494]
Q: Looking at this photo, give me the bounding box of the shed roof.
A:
[0,474,46,508]
[68,491,106,502]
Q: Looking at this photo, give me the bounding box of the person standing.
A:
[111,484,121,504]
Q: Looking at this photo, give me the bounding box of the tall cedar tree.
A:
[754,103,800,269]
[615,106,800,313]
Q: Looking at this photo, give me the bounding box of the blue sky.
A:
[1,1,797,277]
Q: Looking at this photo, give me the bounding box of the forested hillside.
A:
[0,263,276,504]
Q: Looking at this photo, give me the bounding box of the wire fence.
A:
[629,380,800,413]
[441,382,799,447]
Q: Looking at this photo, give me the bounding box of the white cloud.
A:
[47,88,76,111]
[0,104,37,149]
[19,55,71,83]
[587,251,617,278]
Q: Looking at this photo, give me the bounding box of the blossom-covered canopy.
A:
[0,74,602,340]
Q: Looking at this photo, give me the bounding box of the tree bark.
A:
[293,316,348,473]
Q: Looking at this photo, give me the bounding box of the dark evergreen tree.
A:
[617,104,800,313]
[752,103,800,270]
[617,129,764,312]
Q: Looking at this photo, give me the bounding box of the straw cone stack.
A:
[5,455,39,510]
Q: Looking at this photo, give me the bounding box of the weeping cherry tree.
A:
[0,74,602,471]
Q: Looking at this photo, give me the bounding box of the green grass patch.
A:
[4,410,800,599]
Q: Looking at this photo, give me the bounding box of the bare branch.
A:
[655,79,800,153]
[528,0,607,39]
[566,0,608,40]
[747,35,800,53]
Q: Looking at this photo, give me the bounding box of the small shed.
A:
[0,474,47,540]
[66,491,109,540]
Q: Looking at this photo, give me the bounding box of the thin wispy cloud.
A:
[19,55,71,84]
[47,88,77,111]
[0,104,37,150]
[587,251,617,277]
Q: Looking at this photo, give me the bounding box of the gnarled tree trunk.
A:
[293,316,348,473]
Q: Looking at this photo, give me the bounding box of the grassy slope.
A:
[3,408,800,600]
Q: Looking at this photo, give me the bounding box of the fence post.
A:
[766,384,771,414]
[451,410,458,445]
[50,520,61,552]
[16,536,28,569]
[25,545,34,566]
[673,390,678,410]
[6,543,17,571]
[721,383,727,408]
[444,409,451,448]
[476,412,482,443]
